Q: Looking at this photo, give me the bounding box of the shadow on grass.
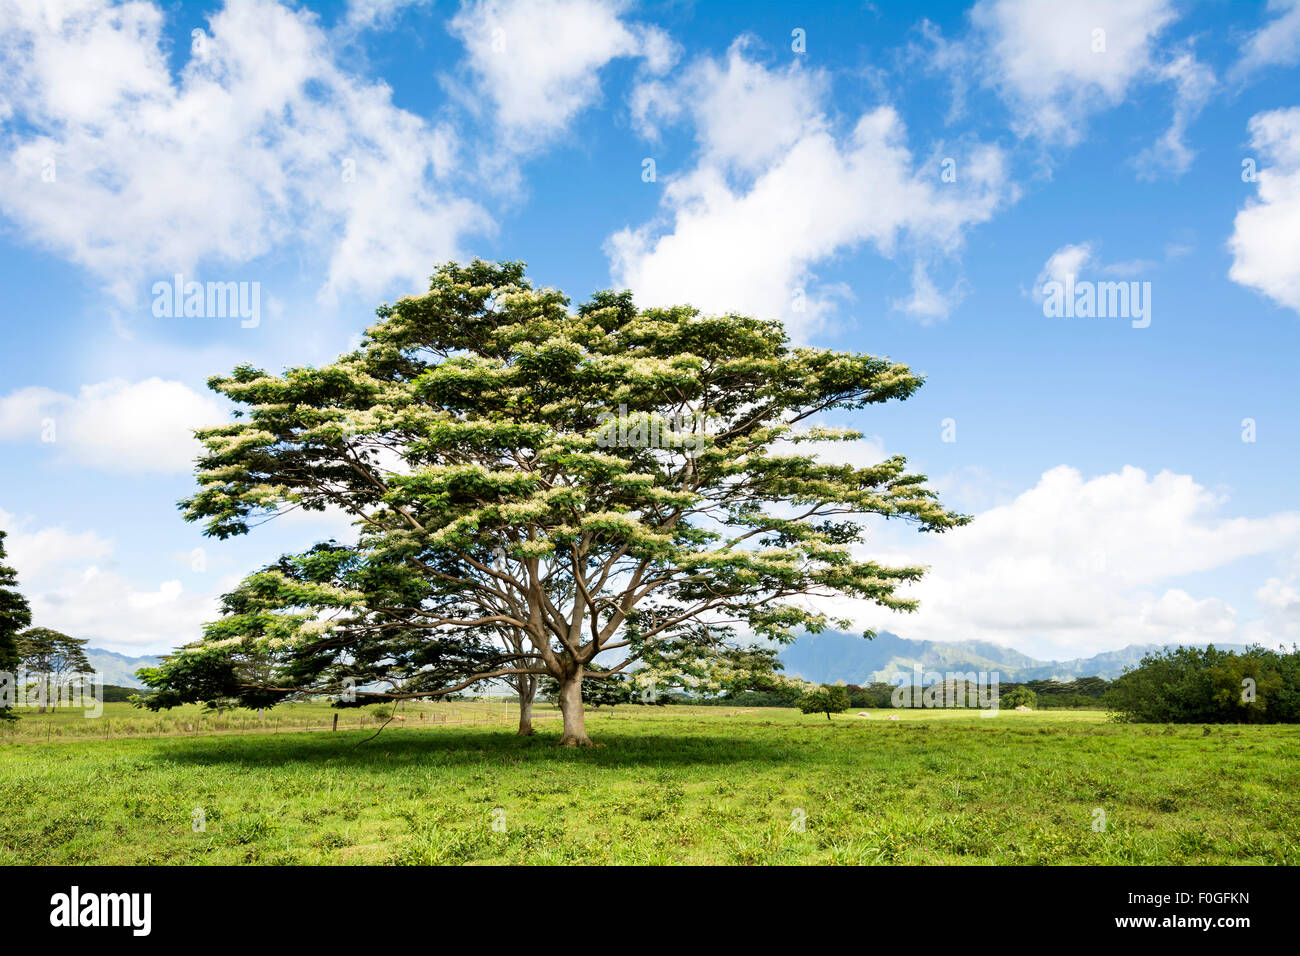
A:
[148,724,809,771]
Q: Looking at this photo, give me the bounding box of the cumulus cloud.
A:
[0,508,224,652]
[29,564,223,653]
[1232,0,1300,79]
[970,0,1178,145]
[448,0,674,150]
[1229,107,1300,315]
[0,508,113,577]
[920,0,1209,179]
[0,378,225,473]
[1256,574,1300,638]
[0,0,489,303]
[610,42,1013,333]
[829,466,1300,659]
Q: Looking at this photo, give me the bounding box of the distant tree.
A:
[1106,645,1299,723]
[1023,676,1111,709]
[799,684,851,719]
[17,627,92,713]
[0,530,31,721]
[848,682,895,708]
[1000,685,1036,710]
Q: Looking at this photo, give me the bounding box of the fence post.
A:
[332,713,338,732]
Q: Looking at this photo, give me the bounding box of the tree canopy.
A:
[1106,645,1300,723]
[17,627,91,677]
[798,684,852,719]
[141,260,967,745]
[0,530,32,721]
[16,626,91,714]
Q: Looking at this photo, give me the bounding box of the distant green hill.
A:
[778,631,1250,684]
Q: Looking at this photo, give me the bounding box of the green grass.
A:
[1,705,1295,865]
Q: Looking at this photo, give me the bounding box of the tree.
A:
[145,260,967,746]
[848,682,895,708]
[0,530,31,721]
[1105,645,1298,724]
[999,685,1036,710]
[16,627,91,713]
[798,684,851,719]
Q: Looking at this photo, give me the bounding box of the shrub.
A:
[1105,644,1300,723]
[1000,686,1037,710]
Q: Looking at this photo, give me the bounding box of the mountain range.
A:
[777,630,1250,684]
[85,631,1249,689]
[82,648,163,687]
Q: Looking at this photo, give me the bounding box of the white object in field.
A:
[887,714,900,721]
[1015,705,1033,712]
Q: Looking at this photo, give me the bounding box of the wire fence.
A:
[0,701,559,745]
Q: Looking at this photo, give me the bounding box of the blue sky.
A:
[1,0,1299,659]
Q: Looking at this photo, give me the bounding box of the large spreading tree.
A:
[143,260,966,745]
[0,530,32,721]
[17,627,92,713]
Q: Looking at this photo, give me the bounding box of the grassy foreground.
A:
[1,705,1296,865]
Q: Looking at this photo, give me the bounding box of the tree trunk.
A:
[557,670,592,747]
[517,676,535,736]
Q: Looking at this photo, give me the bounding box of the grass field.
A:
[2,704,1296,865]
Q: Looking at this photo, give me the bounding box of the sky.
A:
[0,0,1298,661]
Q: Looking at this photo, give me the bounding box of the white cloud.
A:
[1131,50,1215,180]
[0,508,113,577]
[1256,575,1300,638]
[29,564,226,653]
[1229,108,1300,315]
[832,465,1300,659]
[0,508,222,652]
[1032,242,1095,299]
[0,0,488,303]
[0,378,224,473]
[449,0,673,150]
[970,0,1178,145]
[342,0,429,33]
[610,43,1013,333]
[891,263,966,321]
[1032,240,1177,298]
[1233,0,1300,79]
